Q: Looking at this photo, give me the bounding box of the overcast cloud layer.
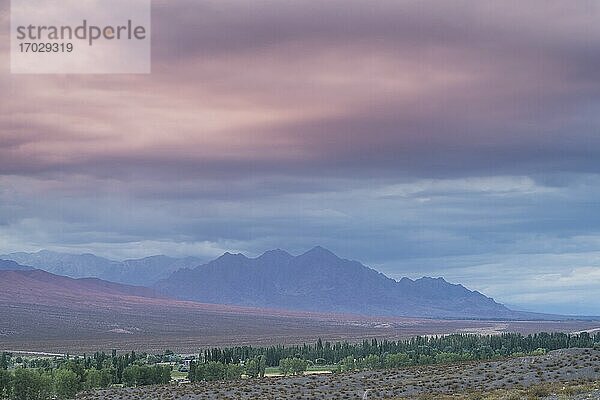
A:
[1,0,600,314]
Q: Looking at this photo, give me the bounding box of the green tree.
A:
[101,368,114,387]
[11,368,52,400]
[530,348,547,356]
[122,365,169,387]
[290,358,308,375]
[188,361,197,382]
[203,362,225,381]
[137,366,153,386]
[0,369,12,399]
[84,369,101,389]
[383,353,410,369]
[338,356,356,372]
[0,354,8,370]
[53,369,79,399]
[279,358,307,376]
[418,355,434,365]
[257,355,266,378]
[363,354,381,370]
[157,365,171,384]
[122,366,139,387]
[244,356,266,378]
[62,361,85,388]
[244,358,257,378]
[195,363,206,381]
[278,358,291,376]
[224,364,243,381]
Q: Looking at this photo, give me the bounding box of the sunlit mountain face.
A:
[1,1,600,314]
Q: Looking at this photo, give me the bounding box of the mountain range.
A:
[155,246,523,319]
[0,250,202,286]
[1,254,596,354]
[1,247,557,319]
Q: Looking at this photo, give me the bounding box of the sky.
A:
[1,0,600,315]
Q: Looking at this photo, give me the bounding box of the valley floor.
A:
[76,348,600,399]
[2,296,598,353]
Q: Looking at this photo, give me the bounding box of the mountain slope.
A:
[0,269,160,306]
[0,259,33,271]
[156,246,519,319]
[0,250,202,286]
[0,268,437,352]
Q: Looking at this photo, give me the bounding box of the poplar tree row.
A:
[199,332,600,367]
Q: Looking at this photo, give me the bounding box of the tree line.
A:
[198,331,600,367]
[184,331,600,383]
[1,331,598,398]
[187,355,267,382]
[187,356,309,382]
[0,351,171,400]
